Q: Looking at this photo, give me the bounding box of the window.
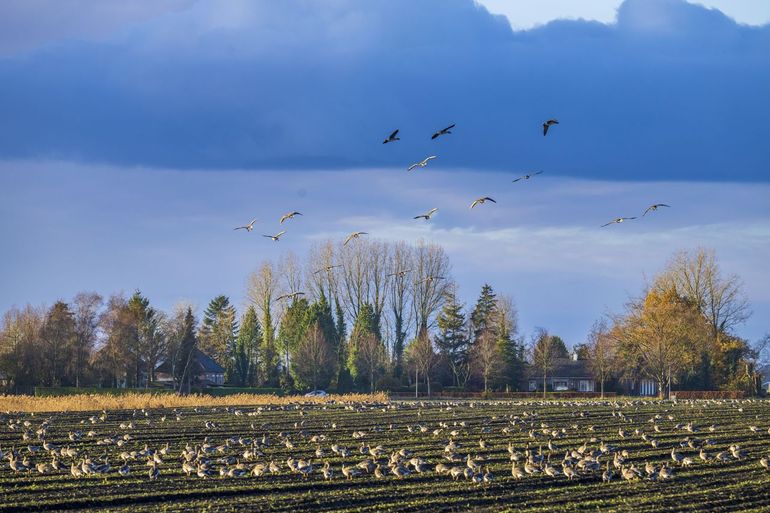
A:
[553,380,568,391]
[578,380,593,392]
[528,380,537,392]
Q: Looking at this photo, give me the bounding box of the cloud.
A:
[2,160,768,345]
[0,0,767,179]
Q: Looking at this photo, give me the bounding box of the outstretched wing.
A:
[407,163,418,171]
[484,197,497,203]
[543,124,549,136]
[389,129,399,139]
[443,124,455,132]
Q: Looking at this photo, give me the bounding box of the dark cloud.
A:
[0,0,767,180]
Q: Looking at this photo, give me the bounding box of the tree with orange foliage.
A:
[618,287,709,399]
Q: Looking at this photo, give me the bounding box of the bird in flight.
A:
[512,171,543,183]
[234,219,257,232]
[414,208,438,221]
[543,119,559,136]
[388,269,412,278]
[601,217,637,227]
[383,129,400,144]
[263,231,286,241]
[407,156,437,171]
[643,204,671,216]
[344,232,368,245]
[470,197,496,209]
[276,291,305,302]
[431,124,455,140]
[279,211,303,224]
[419,275,445,284]
[313,264,342,275]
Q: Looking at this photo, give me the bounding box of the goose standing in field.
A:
[383,129,400,144]
[234,219,257,232]
[601,217,636,227]
[643,204,670,216]
[431,124,455,140]
[344,232,368,245]
[512,171,543,182]
[470,197,496,209]
[543,119,559,136]
[263,231,286,241]
[279,211,303,224]
[414,208,438,221]
[407,156,437,171]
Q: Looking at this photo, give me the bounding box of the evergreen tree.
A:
[198,295,238,381]
[334,298,353,392]
[347,303,384,391]
[470,284,497,342]
[175,308,198,394]
[40,301,76,387]
[276,298,310,380]
[260,307,278,386]
[435,290,470,387]
[233,306,261,386]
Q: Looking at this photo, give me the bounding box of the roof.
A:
[193,349,225,374]
[155,348,225,375]
[524,358,593,380]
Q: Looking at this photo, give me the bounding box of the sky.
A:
[0,0,768,347]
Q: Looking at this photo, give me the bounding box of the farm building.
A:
[155,349,225,387]
[523,353,596,392]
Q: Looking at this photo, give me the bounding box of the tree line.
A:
[0,242,766,397]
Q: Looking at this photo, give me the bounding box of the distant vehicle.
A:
[304,390,328,397]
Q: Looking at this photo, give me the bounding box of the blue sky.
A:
[0,0,768,346]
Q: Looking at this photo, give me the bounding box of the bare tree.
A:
[247,261,282,385]
[406,330,438,396]
[530,327,558,398]
[280,250,304,296]
[411,241,451,336]
[71,292,103,388]
[472,330,502,393]
[355,332,386,394]
[657,248,751,343]
[292,322,334,390]
[387,242,414,375]
[339,240,369,323]
[586,318,616,398]
[306,240,339,302]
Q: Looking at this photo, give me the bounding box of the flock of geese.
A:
[232,120,673,247]
[2,400,769,491]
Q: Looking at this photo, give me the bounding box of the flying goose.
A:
[643,204,670,216]
[512,171,543,182]
[383,129,400,144]
[263,231,286,241]
[543,119,559,136]
[388,269,412,278]
[470,197,496,209]
[431,124,455,140]
[276,291,305,302]
[601,217,636,227]
[414,208,438,220]
[419,275,445,284]
[279,211,303,224]
[408,156,437,171]
[313,264,342,275]
[344,232,368,245]
[234,219,257,232]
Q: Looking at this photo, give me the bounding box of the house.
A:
[155,349,225,387]
[622,378,658,397]
[524,353,596,392]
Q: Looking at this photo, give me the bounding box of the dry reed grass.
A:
[0,392,389,413]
